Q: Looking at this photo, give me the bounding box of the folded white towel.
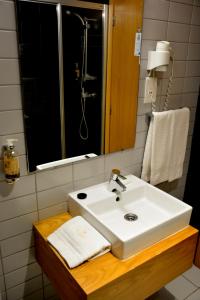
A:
[47,216,111,268]
[141,108,190,186]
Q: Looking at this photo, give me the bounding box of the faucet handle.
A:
[112,169,126,180]
[112,168,120,175]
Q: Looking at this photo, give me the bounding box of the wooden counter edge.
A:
[33,213,198,300]
[194,235,200,268]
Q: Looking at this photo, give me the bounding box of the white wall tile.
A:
[169,2,193,24]
[191,5,200,25]
[188,44,200,60]
[0,59,20,85]
[0,175,35,202]
[190,25,200,43]
[182,93,198,107]
[0,133,25,156]
[0,194,37,222]
[138,79,145,98]
[186,61,200,76]
[183,77,200,92]
[0,85,21,111]
[135,131,148,149]
[124,148,144,166]
[104,151,123,172]
[136,115,149,132]
[173,61,186,78]
[36,164,72,192]
[19,155,28,176]
[0,231,34,257]
[38,202,67,220]
[122,163,142,178]
[142,19,167,40]
[37,183,72,210]
[73,173,105,191]
[167,22,190,42]
[162,94,183,109]
[171,0,193,4]
[137,98,151,116]
[5,262,41,289]
[2,247,35,274]
[22,289,43,300]
[0,110,23,135]
[139,59,148,79]
[170,78,184,94]
[0,31,18,58]
[1,292,6,300]
[141,40,157,59]
[143,0,169,21]
[0,275,5,292]
[0,1,16,30]
[171,42,188,60]
[6,275,42,300]
[0,260,3,275]
[194,0,200,6]
[0,212,38,240]
[73,156,104,181]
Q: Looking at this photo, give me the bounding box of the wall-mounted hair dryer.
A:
[144,41,172,104]
[147,41,170,72]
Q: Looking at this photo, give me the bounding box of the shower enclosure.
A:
[16,0,107,171]
[62,5,105,157]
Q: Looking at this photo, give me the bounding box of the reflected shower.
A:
[66,9,98,140]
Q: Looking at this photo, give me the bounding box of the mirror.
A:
[16,0,142,172]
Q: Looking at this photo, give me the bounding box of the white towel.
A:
[141,108,190,185]
[168,108,190,182]
[47,216,111,268]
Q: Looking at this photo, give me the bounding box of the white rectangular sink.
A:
[68,175,192,259]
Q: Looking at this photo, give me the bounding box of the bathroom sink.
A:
[68,175,192,259]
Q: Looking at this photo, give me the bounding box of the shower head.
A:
[66,10,86,27]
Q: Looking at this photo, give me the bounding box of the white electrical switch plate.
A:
[144,77,157,103]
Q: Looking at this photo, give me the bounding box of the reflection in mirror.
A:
[16,0,106,171]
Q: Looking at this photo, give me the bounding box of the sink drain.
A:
[124,213,138,222]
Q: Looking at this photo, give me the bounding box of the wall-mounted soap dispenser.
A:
[3,139,20,184]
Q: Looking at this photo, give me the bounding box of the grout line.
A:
[17,288,44,300]
[34,173,39,223]
[0,230,35,254]
[183,286,200,299]
[0,229,33,244]
[0,191,37,205]
[0,209,38,224]
[0,247,7,299]
[5,274,42,292]
[0,108,22,112]
[182,275,200,289]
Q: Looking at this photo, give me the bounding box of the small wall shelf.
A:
[34,213,198,300]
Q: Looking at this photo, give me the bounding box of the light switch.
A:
[144,77,157,103]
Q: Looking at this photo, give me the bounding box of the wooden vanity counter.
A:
[34,213,198,300]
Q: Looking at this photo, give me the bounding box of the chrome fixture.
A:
[108,169,126,193]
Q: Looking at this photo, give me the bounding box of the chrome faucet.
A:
[108,169,126,193]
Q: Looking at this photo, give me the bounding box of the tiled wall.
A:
[0,0,199,299]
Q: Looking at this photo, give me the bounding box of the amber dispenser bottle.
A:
[3,139,20,184]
